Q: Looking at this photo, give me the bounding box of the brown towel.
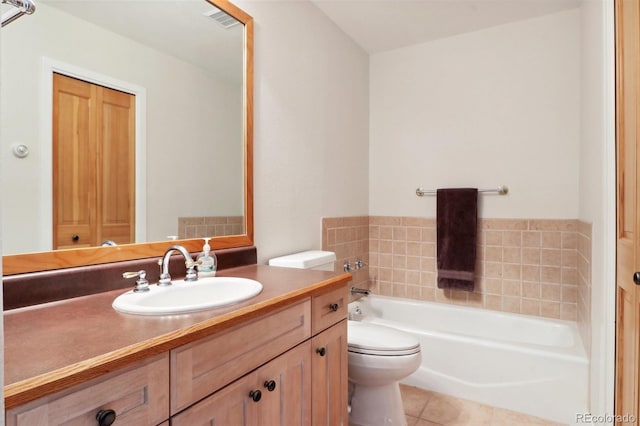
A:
[437,188,478,291]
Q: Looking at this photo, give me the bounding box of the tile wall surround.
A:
[178,216,244,239]
[322,216,592,325]
[322,216,370,296]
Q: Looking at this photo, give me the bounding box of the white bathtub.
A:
[349,295,588,424]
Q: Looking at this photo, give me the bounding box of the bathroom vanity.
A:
[4,265,350,425]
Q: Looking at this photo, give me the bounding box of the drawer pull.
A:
[96,409,116,426]
[329,303,339,312]
[264,380,277,392]
[249,389,262,402]
[316,347,326,357]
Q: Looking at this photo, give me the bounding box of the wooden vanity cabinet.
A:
[172,341,312,425]
[171,283,349,426]
[5,353,169,426]
[5,282,349,426]
[170,300,311,414]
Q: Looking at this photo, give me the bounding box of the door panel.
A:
[615,0,640,423]
[53,73,97,249]
[52,73,135,248]
[98,85,135,244]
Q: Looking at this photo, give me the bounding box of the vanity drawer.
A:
[311,284,348,335]
[6,353,169,426]
[171,299,311,414]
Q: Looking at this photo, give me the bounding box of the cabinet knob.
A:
[264,380,277,392]
[634,272,640,285]
[249,389,262,402]
[96,409,116,426]
[316,347,326,357]
[72,234,80,242]
[329,303,339,312]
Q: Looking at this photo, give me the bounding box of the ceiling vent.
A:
[203,7,240,29]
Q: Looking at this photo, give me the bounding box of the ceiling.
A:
[309,0,582,54]
[5,0,583,76]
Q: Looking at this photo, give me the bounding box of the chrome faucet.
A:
[158,245,198,286]
[350,287,371,296]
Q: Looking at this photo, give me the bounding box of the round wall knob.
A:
[249,389,262,402]
[72,234,80,242]
[264,380,277,392]
[316,347,326,357]
[634,272,640,285]
[329,303,339,312]
[96,409,116,426]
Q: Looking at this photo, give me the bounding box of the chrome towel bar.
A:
[2,0,36,27]
[416,185,508,197]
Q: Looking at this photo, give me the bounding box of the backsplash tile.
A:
[322,216,592,326]
[178,216,244,239]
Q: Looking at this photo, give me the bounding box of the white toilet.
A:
[348,320,421,426]
[268,250,421,425]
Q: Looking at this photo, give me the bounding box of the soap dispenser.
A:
[196,237,217,277]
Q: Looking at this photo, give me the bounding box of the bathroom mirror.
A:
[1,0,253,275]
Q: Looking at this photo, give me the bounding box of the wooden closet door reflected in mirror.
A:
[53,73,135,249]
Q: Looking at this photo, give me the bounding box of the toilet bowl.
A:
[348,320,421,426]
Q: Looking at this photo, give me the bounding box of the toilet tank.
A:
[268,250,336,271]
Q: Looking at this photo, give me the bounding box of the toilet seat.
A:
[348,321,420,356]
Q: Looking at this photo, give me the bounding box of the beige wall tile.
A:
[503,296,521,313]
[541,284,561,301]
[485,246,503,262]
[540,301,561,319]
[522,265,540,282]
[485,294,502,311]
[503,264,521,280]
[522,248,541,265]
[522,281,541,298]
[541,231,562,249]
[523,231,541,248]
[323,216,589,323]
[503,280,522,296]
[503,247,521,263]
[541,249,562,266]
[503,231,523,247]
[521,299,541,316]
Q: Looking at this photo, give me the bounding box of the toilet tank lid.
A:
[268,250,336,269]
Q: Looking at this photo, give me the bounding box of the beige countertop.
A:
[4,264,351,409]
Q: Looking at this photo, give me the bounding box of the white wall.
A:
[0,3,243,251]
[234,1,370,264]
[369,10,581,219]
[579,0,615,417]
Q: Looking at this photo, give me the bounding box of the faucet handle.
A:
[184,260,198,282]
[123,270,150,293]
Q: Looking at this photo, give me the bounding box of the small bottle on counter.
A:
[196,237,217,277]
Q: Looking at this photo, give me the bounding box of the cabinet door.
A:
[311,320,348,426]
[172,341,311,426]
[171,300,311,413]
[5,354,169,426]
[255,341,311,426]
[171,372,258,426]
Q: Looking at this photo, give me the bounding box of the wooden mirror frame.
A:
[2,0,254,276]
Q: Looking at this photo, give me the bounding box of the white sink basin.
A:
[112,277,263,315]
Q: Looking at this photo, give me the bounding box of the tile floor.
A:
[400,385,567,426]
